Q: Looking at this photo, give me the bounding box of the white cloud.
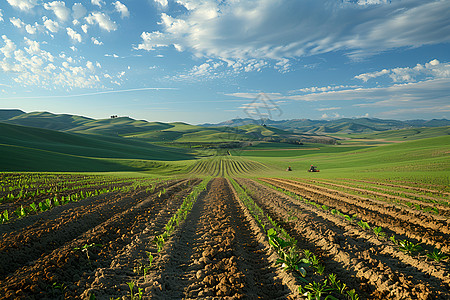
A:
[86,61,94,71]
[0,9,3,22]
[44,1,71,22]
[290,85,360,94]
[91,37,103,45]
[43,17,60,33]
[0,35,16,58]
[321,112,341,119]
[355,59,450,83]
[81,24,88,33]
[85,12,117,31]
[6,0,37,11]
[317,107,342,111]
[66,27,82,43]
[113,1,130,18]
[25,24,37,34]
[10,17,25,28]
[72,3,87,20]
[154,0,168,8]
[91,0,105,8]
[136,0,450,65]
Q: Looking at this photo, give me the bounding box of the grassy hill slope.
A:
[0,122,194,171]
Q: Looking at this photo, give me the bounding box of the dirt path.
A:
[238,178,450,299]
[143,178,292,299]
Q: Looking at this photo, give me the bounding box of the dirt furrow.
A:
[145,178,292,299]
[0,180,184,279]
[265,178,450,252]
[305,178,450,216]
[343,178,450,197]
[0,179,197,299]
[329,178,449,204]
[239,178,450,299]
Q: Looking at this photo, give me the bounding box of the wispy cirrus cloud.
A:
[136,0,450,74]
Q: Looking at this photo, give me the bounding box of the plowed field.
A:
[1,174,449,299]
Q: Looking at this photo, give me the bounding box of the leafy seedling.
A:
[398,240,422,256]
[426,248,448,262]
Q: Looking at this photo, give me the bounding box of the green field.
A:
[1,112,448,187]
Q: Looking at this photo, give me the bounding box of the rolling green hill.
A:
[0,122,194,171]
[342,126,450,141]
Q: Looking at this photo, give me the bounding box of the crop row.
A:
[260,179,449,263]
[187,157,267,176]
[230,178,359,299]
[301,178,448,216]
[1,179,157,224]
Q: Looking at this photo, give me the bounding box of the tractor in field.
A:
[308,165,320,172]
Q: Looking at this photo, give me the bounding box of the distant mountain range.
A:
[201,117,450,134]
[1,109,449,140]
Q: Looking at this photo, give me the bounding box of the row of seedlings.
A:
[259,180,449,263]
[229,178,359,300]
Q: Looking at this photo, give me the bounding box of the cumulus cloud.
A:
[91,37,103,45]
[66,27,82,43]
[0,35,16,58]
[0,9,3,22]
[113,1,129,18]
[6,0,37,11]
[44,1,71,22]
[355,59,450,83]
[154,0,168,8]
[91,0,105,8]
[85,12,117,31]
[10,17,25,28]
[43,17,59,33]
[136,0,450,66]
[72,3,87,20]
[25,24,37,34]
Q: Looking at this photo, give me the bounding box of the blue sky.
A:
[0,0,449,124]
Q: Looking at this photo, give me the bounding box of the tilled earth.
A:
[143,178,293,299]
[250,178,450,299]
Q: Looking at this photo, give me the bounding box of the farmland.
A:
[0,114,449,299]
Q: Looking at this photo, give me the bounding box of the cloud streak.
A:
[0,87,178,100]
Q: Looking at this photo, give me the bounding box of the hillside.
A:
[202,117,450,134]
[0,122,194,171]
[0,110,336,145]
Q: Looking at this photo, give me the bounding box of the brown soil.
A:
[263,178,450,252]
[140,178,294,299]
[0,179,198,299]
[239,178,450,299]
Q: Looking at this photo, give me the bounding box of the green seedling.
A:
[314,263,325,275]
[127,281,143,300]
[357,220,371,231]
[303,280,334,300]
[426,248,448,262]
[154,235,165,252]
[328,273,347,294]
[74,243,103,262]
[2,210,9,223]
[15,205,27,219]
[389,234,398,245]
[321,204,329,211]
[347,289,359,300]
[398,240,422,255]
[29,202,38,213]
[372,226,386,238]
[345,214,357,223]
